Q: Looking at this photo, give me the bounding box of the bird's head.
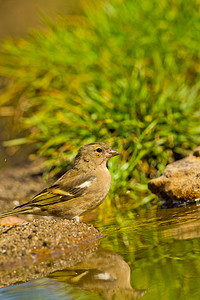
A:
[73,142,120,170]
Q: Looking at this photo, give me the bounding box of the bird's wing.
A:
[15,169,96,209]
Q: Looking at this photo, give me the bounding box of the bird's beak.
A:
[106,149,121,158]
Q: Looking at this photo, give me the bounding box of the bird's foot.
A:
[72,216,79,222]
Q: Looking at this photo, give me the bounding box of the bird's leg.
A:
[72,216,79,222]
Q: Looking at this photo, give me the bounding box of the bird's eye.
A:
[96,148,103,153]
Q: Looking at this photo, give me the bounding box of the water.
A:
[1,204,200,299]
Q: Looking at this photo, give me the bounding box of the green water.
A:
[1,204,200,300]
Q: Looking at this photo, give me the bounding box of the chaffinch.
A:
[0,143,120,221]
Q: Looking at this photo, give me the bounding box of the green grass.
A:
[0,0,200,207]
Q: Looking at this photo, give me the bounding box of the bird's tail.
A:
[0,206,31,219]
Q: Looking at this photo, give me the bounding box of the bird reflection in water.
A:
[48,248,146,300]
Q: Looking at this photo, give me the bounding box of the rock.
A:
[0,218,103,287]
[148,146,200,203]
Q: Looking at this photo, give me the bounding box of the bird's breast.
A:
[91,166,111,202]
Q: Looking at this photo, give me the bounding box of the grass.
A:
[0,0,200,207]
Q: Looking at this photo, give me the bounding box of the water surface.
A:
[1,204,200,300]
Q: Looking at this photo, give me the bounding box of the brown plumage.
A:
[0,143,120,221]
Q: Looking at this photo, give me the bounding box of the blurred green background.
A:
[0,0,200,208]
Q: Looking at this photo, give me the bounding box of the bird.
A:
[0,142,120,221]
